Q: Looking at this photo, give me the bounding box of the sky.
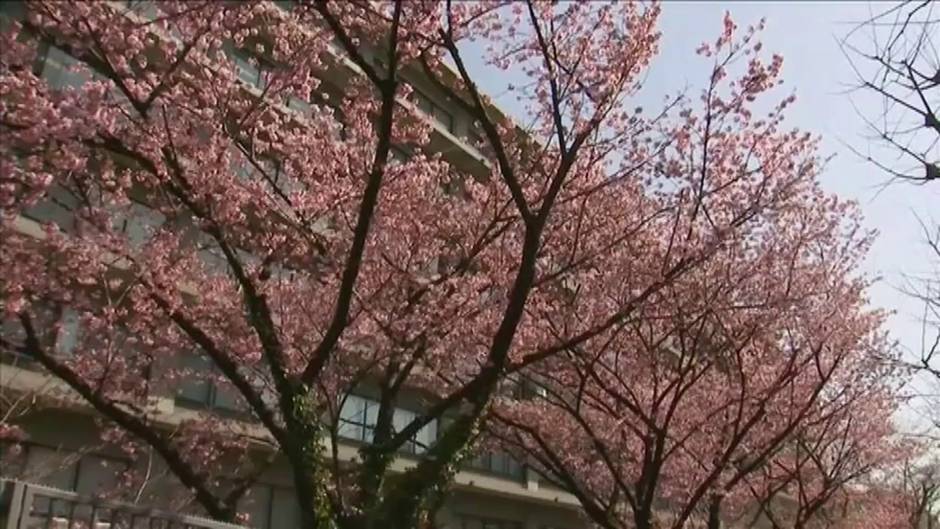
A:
[462,1,939,434]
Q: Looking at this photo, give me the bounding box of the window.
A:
[194,231,228,275]
[230,49,268,90]
[75,455,124,495]
[234,155,255,183]
[411,88,455,133]
[273,1,296,12]
[0,305,80,366]
[40,46,96,90]
[286,94,313,116]
[458,515,523,529]
[390,146,411,165]
[290,92,347,140]
[122,0,161,21]
[242,485,272,529]
[337,394,437,454]
[239,484,300,529]
[262,159,299,196]
[269,487,301,529]
[392,407,437,454]
[191,228,262,278]
[176,353,245,413]
[55,308,81,355]
[110,201,166,249]
[0,1,26,29]
[466,128,484,149]
[236,155,301,201]
[0,443,127,496]
[233,149,287,187]
[466,450,525,480]
[409,409,437,454]
[22,445,80,490]
[21,184,77,232]
[501,373,548,401]
[337,394,376,443]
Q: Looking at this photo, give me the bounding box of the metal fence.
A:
[0,480,244,529]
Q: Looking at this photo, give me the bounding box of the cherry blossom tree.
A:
[487,13,908,529]
[806,458,940,529]
[733,380,909,529]
[882,459,940,529]
[0,2,900,529]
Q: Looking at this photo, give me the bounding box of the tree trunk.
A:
[707,494,723,529]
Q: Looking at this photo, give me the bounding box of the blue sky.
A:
[463,1,939,433]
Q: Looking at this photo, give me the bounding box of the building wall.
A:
[0,1,584,527]
[1,395,586,529]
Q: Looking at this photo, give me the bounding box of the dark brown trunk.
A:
[707,494,723,529]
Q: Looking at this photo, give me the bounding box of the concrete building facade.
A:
[0,2,588,528]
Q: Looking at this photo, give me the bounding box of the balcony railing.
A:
[0,479,245,529]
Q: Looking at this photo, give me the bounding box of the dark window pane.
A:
[177,354,212,405]
[241,485,272,529]
[76,455,124,497]
[24,445,79,490]
[338,395,366,441]
[213,381,243,411]
[270,488,300,529]
[41,46,93,89]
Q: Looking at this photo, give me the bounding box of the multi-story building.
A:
[0,2,587,529]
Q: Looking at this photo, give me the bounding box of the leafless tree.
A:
[842,0,939,185]
[844,2,939,439]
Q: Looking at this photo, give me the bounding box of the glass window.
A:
[270,487,300,529]
[0,313,25,361]
[213,380,243,412]
[123,1,161,21]
[242,485,273,529]
[337,395,434,452]
[75,455,124,496]
[0,304,78,363]
[0,1,25,18]
[338,394,371,442]
[176,353,246,412]
[466,128,484,148]
[112,202,166,248]
[233,151,286,192]
[469,451,489,470]
[459,516,523,529]
[236,484,299,529]
[465,449,524,480]
[177,353,213,405]
[54,308,81,356]
[234,150,254,182]
[287,95,312,116]
[231,50,266,90]
[41,46,94,90]
[260,159,298,196]
[412,414,437,455]
[0,1,26,31]
[411,89,455,133]
[23,445,79,490]
[23,184,80,232]
[195,234,228,275]
[433,106,455,133]
[361,400,376,442]
[503,374,547,400]
[393,407,416,453]
[390,146,410,166]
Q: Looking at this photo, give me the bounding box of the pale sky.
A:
[463,2,939,435]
